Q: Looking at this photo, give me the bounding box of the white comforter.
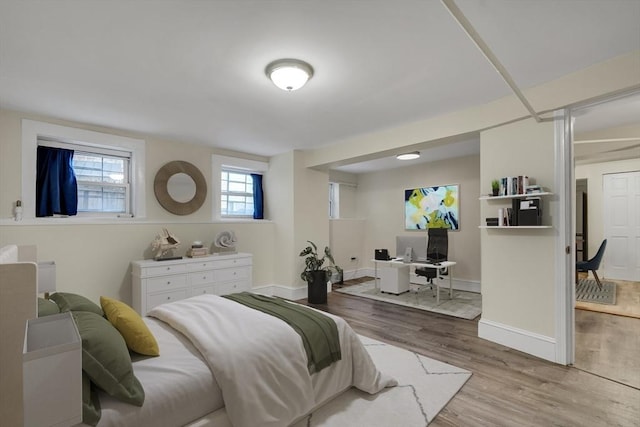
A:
[148,294,396,427]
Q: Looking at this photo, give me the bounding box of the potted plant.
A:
[491,179,500,196]
[299,241,339,303]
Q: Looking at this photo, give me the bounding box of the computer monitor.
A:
[395,235,427,262]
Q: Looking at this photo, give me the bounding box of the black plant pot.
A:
[307,270,327,304]
[492,188,499,196]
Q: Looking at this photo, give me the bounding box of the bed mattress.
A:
[95,318,223,427]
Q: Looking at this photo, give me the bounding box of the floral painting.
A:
[404,184,459,230]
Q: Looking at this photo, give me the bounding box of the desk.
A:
[372,259,456,304]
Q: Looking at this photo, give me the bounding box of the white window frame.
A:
[329,182,339,219]
[212,155,268,220]
[21,120,146,220]
[221,168,255,218]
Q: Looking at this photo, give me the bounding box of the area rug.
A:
[292,335,472,426]
[334,280,482,320]
[576,279,616,305]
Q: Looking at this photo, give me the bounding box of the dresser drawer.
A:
[214,280,248,296]
[147,289,189,311]
[147,274,188,293]
[214,266,250,282]
[191,284,216,296]
[186,260,218,272]
[216,257,252,269]
[143,263,187,277]
[189,271,215,286]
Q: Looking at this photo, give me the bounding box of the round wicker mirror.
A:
[154,161,207,215]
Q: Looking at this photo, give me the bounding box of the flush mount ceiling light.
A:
[396,151,420,160]
[265,59,314,91]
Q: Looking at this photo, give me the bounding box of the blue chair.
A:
[576,239,607,289]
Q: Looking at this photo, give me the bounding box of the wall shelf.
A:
[479,192,553,200]
[479,225,552,229]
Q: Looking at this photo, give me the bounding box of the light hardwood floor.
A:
[301,279,640,427]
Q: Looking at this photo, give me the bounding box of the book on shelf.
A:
[497,175,530,196]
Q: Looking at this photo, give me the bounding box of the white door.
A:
[603,171,640,281]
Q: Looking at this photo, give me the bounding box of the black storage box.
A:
[517,198,541,226]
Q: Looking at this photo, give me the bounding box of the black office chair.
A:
[576,239,607,289]
[415,228,448,288]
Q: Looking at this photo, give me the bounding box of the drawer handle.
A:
[203,276,206,280]
[167,281,171,285]
[166,296,171,300]
[233,272,236,275]
[166,267,171,270]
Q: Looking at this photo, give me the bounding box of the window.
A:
[212,155,268,220]
[22,120,145,220]
[73,150,130,213]
[329,182,337,219]
[221,169,254,217]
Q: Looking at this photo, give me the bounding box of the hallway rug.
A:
[334,280,481,320]
[292,335,471,427]
[576,279,616,305]
[575,279,640,319]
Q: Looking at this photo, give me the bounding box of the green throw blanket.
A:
[223,292,341,374]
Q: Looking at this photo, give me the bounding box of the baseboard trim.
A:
[478,318,557,363]
[251,282,332,301]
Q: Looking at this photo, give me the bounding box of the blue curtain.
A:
[36,146,78,217]
[251,173,264,219]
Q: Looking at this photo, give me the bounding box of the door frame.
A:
[554,109,574,365]
[559,89,640,365]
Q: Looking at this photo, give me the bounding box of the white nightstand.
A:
[23,312,82,427]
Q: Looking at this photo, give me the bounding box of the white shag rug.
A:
[292,335,471,427]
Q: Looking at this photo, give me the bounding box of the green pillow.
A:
[37,297,60,317]
[50,292,104,316]
[72,311,145,406]
[82,372,101,426]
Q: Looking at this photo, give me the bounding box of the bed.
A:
[92,293,396,427]
[1,246,396,427]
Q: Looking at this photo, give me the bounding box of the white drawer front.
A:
[144,263,187,277]
[186,260,217,271]
[214,257,252,269]
[191,284,216,296]
[214,266,250,282]
[214,280,249,296]
[147,289,189,311]
[147,274,188,293]
[185,257,251,271]
[189,271,215,286]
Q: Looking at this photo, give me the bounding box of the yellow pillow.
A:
[100,296,159,356]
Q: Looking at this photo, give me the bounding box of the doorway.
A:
[569,91,640,389]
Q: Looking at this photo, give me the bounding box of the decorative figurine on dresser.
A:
[213,230,237,255]
[151,228,181,260]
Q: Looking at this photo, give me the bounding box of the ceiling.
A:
[1,1,639,174]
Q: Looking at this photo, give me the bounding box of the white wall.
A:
[0,109,277,304]
[330,218,365,280]
[355,154,481,282]
[479,118,557,361]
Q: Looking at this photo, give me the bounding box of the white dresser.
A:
[132,253,252,315]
